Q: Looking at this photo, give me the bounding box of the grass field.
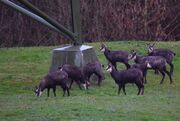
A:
[0,41,179,121]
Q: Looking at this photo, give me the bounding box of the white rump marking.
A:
[147,63,152,68]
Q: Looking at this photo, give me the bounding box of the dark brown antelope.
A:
[100,44,131,70]
[35,70,70,97]
[106,63,144,95]
[148,43,176,75]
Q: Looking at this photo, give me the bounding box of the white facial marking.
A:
[128,54,132,60]
[148,47,153,53]
[35,88,39,96]
[132,55,137,61]
[106,67,112,73]
[100,48,105,52]
[105,65,109,70]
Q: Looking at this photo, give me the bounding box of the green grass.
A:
[0,41,180,121]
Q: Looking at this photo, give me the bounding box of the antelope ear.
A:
[151,43,155,47]
[101,43,106,48]
[105,65,109,70]
[107,61,110,65]
[131,50,136,54]
[134,51,137,55]
[34,86,37,93]
[109,62,113,67]
[101,64,104,68]
[35,86,38,89]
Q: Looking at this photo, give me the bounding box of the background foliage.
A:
[0,0,179,47]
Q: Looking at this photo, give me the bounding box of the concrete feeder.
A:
[49,45,98,72]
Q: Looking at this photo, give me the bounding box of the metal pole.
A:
[0,0,60,33]
[17,0,77,44]
[70,0,82,45]
[0,0,82,45]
